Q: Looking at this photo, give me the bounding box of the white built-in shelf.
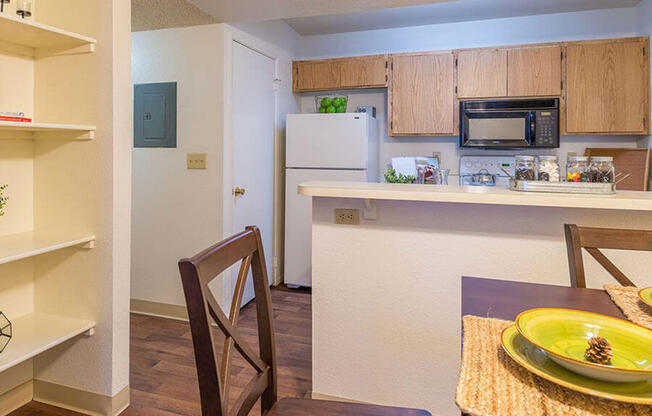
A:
[0,312,95,373]
[0,13,96,56]
[0,231,95,266]
[0,121,96,140]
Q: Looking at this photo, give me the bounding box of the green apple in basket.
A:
[320,97,333,108]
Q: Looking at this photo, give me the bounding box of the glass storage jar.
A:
[537,155,560,182]
[566,156,590,182]
[589,156,615,183]
[515,155,536,181]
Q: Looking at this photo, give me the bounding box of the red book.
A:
[0,116,32,122]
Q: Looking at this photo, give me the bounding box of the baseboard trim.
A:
[311,392,367,404]
[0,380,33,415]
[130,298,189,321]
[33,381,130,416]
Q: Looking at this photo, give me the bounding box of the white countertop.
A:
[298,181,652,211]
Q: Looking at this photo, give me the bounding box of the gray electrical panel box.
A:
[134,82,177,148]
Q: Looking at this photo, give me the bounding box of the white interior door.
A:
[232,41,275,306]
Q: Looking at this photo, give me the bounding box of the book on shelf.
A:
[0,116,33,123]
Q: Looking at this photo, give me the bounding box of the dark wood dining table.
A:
[462,276,625,321]
[460,276,627,416]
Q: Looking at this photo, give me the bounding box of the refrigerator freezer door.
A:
[284,168,368,287]
[286,113,369,169]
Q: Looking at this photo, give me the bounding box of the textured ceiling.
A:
[284,0,641,35]
[190,0,459,23]
[132,0,219,32]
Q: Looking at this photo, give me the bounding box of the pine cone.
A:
[584,336,612,364]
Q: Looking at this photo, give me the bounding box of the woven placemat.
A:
[604,285,652,330]
[455,315,651,416]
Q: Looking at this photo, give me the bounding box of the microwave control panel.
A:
[534,111,559,148]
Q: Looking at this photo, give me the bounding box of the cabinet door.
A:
[457,49,507,98]
[389,53,455,135]
[566,39,649,134]
[340,55,388,88]
[508,46,562,97]
[293,61,341,92]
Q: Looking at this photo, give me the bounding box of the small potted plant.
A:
[0,184,7,217]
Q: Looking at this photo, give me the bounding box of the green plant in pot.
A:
[0,184,8,217]
[384,168,415,184]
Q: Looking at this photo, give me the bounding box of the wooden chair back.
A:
[564,224,652,288]
[179,226,277,416]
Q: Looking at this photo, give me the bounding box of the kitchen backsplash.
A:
[298,89,646,182]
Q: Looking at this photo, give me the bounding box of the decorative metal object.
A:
[16,0,31,18]
[0,312,11,353]
[0,0,9,14]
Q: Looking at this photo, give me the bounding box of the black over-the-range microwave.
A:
[459,98,560,149]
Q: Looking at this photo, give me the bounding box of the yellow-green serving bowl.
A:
[515,308,652,383]
[640,287,652,308]
[501,325,652,405]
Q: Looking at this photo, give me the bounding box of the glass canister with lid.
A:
[589,156,615,183]
[566,156,591,182]
[537,155,560,182]
[514,155,536,181]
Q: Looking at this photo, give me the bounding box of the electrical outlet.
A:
[187,153,207,169]
[334,209,360,225]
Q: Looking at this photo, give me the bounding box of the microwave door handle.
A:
[529,112,536,144]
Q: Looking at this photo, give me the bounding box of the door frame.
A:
[222,26,282,310]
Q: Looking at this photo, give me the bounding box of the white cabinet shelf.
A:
[0,14,96,56]
[0,232,95,266]
[0,312,95,373]
[0,121,96,140]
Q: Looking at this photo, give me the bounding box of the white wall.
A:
[296,7,644,178]
[131,21,301,310]
[131,24,226,307]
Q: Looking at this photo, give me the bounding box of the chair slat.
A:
[220,254,253,400]
[578,227,652,251]
[564,224,650,288]
[585,248,636,287]
[228,368,270,416]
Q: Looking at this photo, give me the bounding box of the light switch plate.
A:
[187,153,207,169]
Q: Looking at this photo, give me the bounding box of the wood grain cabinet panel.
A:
[389,53,455,136]
[339,55,388,88]
[457,49,507,98]
[566,39,650,134]
[293,61,341,92]
[508,46,562,96]
[293,55,387,92]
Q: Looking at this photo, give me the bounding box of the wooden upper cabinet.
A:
[507,46,562,96]
[389,53,455,136]
[293,55,387,92]
[293,61,341,92]
[457,49,507,98]
[339,55,388,88]
[566,38,650,134]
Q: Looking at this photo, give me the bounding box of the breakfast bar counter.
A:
[298,181,652,211]
[301,181,652,415]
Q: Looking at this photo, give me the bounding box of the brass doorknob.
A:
[233,187,246,196]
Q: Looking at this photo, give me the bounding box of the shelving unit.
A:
[0,121,96,140]
[0,13,96,56]
[0,312,95,373]
[0,2,119,412]
[0,232,95,266]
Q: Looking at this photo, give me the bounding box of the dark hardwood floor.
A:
[10,289,312,416]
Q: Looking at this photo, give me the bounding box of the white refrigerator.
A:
[284,113,378,288]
